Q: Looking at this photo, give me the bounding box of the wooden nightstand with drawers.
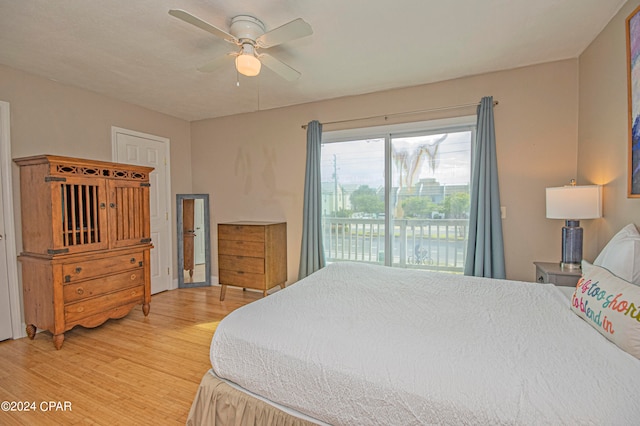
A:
[217,221,287,301]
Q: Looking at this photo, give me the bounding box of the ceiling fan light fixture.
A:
[235,44,261,77]
[170,10,311,80]
[235,54,261,77]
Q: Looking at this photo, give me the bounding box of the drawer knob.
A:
[76,288,84,295]
[130,257,136,264]
[130,274,137,280]
[77,307,84,313]
[64,275,71,283]
[75,267,82,274]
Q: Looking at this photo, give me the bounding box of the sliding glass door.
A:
[321,117,475,273]
[321,138,385,263]
[389,130,472,271]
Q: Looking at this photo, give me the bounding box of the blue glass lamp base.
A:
[561,220,582,270]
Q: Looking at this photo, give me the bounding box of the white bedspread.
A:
[211,262,640,425]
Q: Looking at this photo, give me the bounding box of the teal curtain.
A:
[298,120,325,279]
[464,96,506,278]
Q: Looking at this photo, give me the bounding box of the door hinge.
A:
[165,212,168,220]
[167,267,170,275]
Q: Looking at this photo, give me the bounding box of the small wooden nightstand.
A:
[534,262,582,287]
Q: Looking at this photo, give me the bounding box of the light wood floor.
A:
[0,285,261,425]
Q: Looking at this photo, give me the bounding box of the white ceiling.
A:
[0,0,626,122]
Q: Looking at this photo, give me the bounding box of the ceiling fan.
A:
[169,9,313,81]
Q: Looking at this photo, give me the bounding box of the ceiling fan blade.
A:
[197,54,235,73]
[169,9,236,43]
[256,18,312,48]
[259,53,301,81]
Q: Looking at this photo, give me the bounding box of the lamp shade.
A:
[235,53,261,77]
[546,185,602,219]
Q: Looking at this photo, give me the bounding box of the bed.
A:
[188,226,640,425]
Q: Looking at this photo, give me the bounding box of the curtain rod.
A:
[301,100,499,129]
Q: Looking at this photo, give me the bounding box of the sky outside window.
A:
[321,131,471,189]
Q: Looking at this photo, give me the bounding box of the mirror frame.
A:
[177,193,211,288]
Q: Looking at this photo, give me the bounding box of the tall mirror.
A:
[177,194,211,288]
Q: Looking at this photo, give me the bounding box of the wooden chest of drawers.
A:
[20,246,150,348]
[217,222,287,301]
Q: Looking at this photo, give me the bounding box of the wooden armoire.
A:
[14,155,154,349]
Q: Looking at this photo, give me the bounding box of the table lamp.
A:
[546,181,602,270]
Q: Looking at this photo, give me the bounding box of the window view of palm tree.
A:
[321,122,474,273]
[390,132,471,271]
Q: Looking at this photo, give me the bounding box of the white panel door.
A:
[0,101,17,341]
[112,128,172,294]
[0,160,12,341]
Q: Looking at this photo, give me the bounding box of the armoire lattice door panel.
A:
[108,179,151,249]
[14,155,154,350]
[53,176,109,254]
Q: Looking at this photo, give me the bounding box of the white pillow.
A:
[594,224,640,286]
[571,261,640,359]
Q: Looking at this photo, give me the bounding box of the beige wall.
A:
[578,0,640,261]
[0,64,193,287]
[192,59,580,282]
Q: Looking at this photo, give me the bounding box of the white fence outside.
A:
[322,218,468,273]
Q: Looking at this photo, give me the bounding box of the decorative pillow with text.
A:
[571,261,640,359]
